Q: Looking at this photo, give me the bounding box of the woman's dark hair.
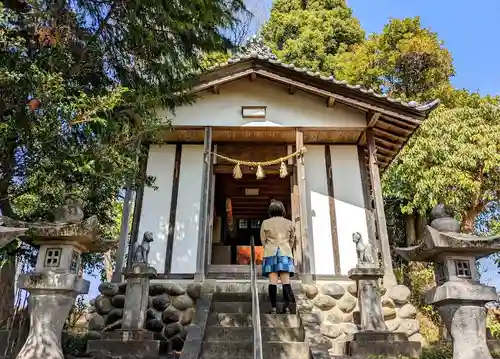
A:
[268,199,286,217]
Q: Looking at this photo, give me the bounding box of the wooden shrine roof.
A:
[165,37,440,171]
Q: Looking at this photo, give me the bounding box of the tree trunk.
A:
[461,205,484,234]
[103,250,114,282]
[0,257,16,327]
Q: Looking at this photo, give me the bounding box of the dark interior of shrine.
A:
[211,173,292,265]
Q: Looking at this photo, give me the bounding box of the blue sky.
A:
[84,0,500,297]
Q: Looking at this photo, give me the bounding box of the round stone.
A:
[88,313,105,331]
[409,333,425,344]
[163,322,183,339]
[388,285,411,304]
[381,297,395,309]
[118,282,127,294]
[321,283,345,299]
[337,293,357,313]
[171,294,194,311]
[187,283,202,300]
[145,319,164,332]
[98,282,119,297]
[399,303,417,319]
[430,217,460,233]
[313,295,336,311]
[347,283,358,297]
[89,299,96,306]
[170,330,187,351]
[111,294,126,309]
[149,284,167,296]
[302,284,319,299]
[153,294,171,311]
[383,306,397,320]
[147,308,162,320]
[324,307,343,324]
[385,319,401,332]
[339,323,358,335]
[105,308,124,325]
[399,319,419,337]
[320,322,343,339]
[162,306,181,324]
[94,295,113,315]
[167,283,186,296]
[181,308,195,325]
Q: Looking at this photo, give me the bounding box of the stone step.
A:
[204,326,305,342]
[212,301,296,314]
[206,313,301,328]
[200,341,310,359]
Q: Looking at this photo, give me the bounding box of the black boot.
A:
[268,284,277,313]
[282,284,295,313]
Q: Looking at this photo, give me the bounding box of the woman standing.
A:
[260,200,296,314]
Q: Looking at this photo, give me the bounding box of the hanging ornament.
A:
[256,165,265,180]
[233,162,243,179]
[279,161,288,178]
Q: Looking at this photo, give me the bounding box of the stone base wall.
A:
[88,281,201,352]
[299,282,421,355]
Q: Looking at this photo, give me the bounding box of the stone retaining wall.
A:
[299,282,421,354]
[88,281,201,352]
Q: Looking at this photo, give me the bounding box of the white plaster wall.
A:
[304,145,336,275]
[170,145,204,274]
[329,145,369,275]
[138,145,176,273]
[163,78,365,128]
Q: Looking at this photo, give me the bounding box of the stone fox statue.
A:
[132,231,154,264]
[352,232,374,265]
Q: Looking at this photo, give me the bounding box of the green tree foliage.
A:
[261,0,364,74]
[0,0,243,323]
[383,104,500,233]
[334,17,454,102]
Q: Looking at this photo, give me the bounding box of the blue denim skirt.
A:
[262,248,295,277]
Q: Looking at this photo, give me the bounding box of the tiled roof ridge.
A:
[202,35,440,113]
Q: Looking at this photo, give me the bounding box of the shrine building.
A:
[131,38,438,285]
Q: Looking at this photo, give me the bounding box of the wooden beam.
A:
[327,96,335,108]
[367,111,381,127]
[366,128,396,287]
[296,128,312,283]
[325,145,341,275]
[249,72,257,81]
[165,144,182,274]
[373,127,406,142]
[288,85,296,94]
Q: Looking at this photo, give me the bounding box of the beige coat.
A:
[260,216,296,258]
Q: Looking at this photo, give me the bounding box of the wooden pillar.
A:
[164,144,182,275]
[357,146,378,254]
[324,145,341,275]
[295,129,312,283]
[194,127,213,282]
[366,128,397,287]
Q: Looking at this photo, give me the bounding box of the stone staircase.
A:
[199,292,311,359]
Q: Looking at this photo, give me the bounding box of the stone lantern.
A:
[395,204,500,359]
[1,195,114,359]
